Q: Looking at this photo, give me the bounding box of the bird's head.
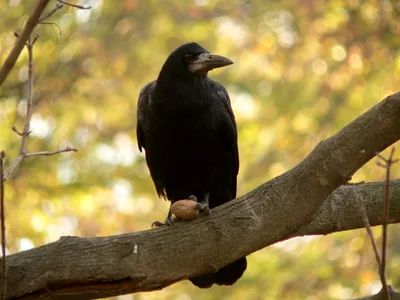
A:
[160,42,233,77]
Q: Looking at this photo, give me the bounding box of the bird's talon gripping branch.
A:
[197,193,211,215]
[151,217,173,227]
[194,202,210,215]
[201,204,211,215]
[151,221,165,228]
[151,208,174,227]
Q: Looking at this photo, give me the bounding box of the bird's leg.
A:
[152,206,174,227]
[194,193,211,215]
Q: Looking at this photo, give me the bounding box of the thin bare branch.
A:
[25,147,78,157]
[356,193,385,293]
[377,162,387,168]
[375,147,398,300]
[11,126,25,137]
[56,0,92,9]
[4,37,78,181]
[20,37,36,155]
[3,37,37,180]
[38,3,64,23]
[0,151,6,300]
[41,22,62,38]
[0,0,50,87]
[3,156,24,181]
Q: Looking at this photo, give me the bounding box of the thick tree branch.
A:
[1,92,400,299]
[291,180,400,237]
[3,180,400,300]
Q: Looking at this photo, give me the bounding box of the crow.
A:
[136,42,246,288]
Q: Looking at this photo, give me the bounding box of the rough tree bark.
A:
[1,92,400,299]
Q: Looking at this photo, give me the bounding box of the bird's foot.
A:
[151,210,174,228]
[195,202,211,215]
[151,220,166,228]
[151,218,173,228]
[193,193,211,215]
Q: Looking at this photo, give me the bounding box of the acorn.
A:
[171,199,199,221]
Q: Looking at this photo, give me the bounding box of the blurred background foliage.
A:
[0,0,400,299]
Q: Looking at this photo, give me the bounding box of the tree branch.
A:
[3,35,77,181]
[3,180,400,300]
[290,180,400,237]
[0,0,50,87]
[24,147,77,157]
[0,92,400,299]
[56,0,92,10]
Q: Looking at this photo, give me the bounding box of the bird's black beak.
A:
[188,53,233,74]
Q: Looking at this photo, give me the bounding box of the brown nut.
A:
[171,199,199,221]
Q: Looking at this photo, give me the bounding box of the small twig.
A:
[40,22,62,38]
[0,151,6,300]
[376,148,398,300]
[38,3,64,23]
[356,193,383,279]
[56,0,92,9]
[25,147,78,157]
[11,126,25,136]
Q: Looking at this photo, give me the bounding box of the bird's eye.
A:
[185,53,195,60]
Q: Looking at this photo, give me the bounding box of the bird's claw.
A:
[195,201,211,215]
[151,213,174,228]
[151,220,166,228]
[191,193,211,215]
[202,204,211,215]
[188,195,198,202]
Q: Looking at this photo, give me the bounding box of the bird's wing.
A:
[136,81,156,152]
[214,82,239,176]
[210,81,239,201]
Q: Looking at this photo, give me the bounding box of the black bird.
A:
[136,42,246,288]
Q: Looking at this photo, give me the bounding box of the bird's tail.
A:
[189,257,247,288]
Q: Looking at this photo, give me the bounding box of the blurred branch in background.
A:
[56,0,92,10]
[356,192,385,298]
[3,34,77,180]
[0,0,91,87]
[0,0,50,87]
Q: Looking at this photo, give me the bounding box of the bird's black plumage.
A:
[136,42,246,288]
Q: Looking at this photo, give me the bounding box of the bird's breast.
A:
[147,108,221,161]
